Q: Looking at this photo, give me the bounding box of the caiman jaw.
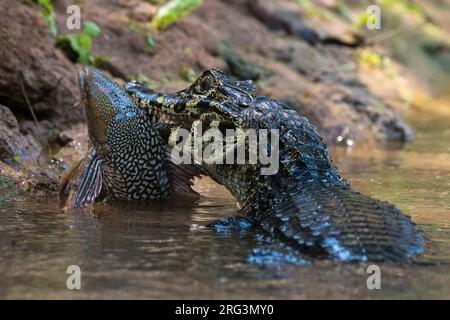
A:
[125,80,200,126]
[124,74,246,135]
[147,106,187,125]
[125,81,229,133]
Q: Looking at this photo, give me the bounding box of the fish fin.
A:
[101,163,127,200]
[60,148,104,208]
[165,146,207,198]
[60,159,83,207]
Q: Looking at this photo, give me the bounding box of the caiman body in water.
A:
[61,67,200,208]
[125,69,425,262]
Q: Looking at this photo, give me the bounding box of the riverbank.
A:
[0,0,449,199]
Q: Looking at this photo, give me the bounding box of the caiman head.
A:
[125,68,331,176]
[125,68,259,133]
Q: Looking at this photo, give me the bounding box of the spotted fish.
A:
[60,67,202,208]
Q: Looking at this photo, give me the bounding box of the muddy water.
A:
[0,111,449,299]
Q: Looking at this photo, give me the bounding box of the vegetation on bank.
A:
[25,0,205,66]
[151,0,203,30]
[56,21,104,65]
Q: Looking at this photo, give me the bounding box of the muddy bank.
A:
[0,2,81,199]
[0,0,448,198]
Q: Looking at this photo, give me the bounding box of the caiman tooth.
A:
[160,113,171,124]
[143,105,192,125]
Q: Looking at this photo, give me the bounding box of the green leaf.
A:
[66,35,80,53]
[37,0,52,12]
[56,20,101,65]
[83,21,101,37]
[35,0,58,37]
[146,35,155,48]
[78,49,92,65]
[152,0,203,30]
[181,66,197,82]
[78,34,93,50]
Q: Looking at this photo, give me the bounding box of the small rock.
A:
[0,104,18,129]
[131,2,158,22]
[222,46,272,81]
[0,105,39,163]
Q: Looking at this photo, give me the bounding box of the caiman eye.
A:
[196,74,215,93]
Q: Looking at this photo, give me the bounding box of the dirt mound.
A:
[0,1,83,196]
[52,0,412,144]
[0,0,82,131]
[0,105,40,163]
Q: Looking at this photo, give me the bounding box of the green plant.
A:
[336,1,351,21]
[356,11,378,29]
[359,48,382,67]
[181,67,197,82]
[26,0,58,36]
[298,0,312,10]
[359,48,398,78]
[296,0,332,20]
[151,0,203,30]
[57,21,102,65]
[12,155,21,164]
[161,75,174,84]
[146,34,156,49]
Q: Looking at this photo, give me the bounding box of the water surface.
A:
[0,111,449,299]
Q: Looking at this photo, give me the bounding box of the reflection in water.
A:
[0,112,449,299]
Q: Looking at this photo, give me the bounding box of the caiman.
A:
[125,68,425,262]
[60,67,201,208]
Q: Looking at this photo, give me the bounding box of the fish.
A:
[60,67,202,208]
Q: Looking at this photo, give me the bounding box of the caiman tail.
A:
[263,179,425,262]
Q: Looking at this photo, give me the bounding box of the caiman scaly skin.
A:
[125,69,425,262]
[61,67,174,208]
